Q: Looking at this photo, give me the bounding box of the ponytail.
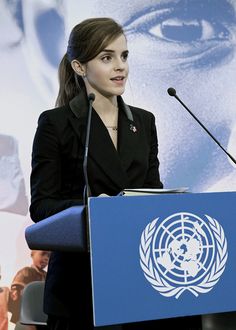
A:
[55,54,85,107]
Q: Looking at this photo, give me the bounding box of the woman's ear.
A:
[71,60,86,77]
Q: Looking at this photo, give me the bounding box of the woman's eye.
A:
[123,0,236,68]
[149,19,219,42]
[124,0,235,44]
[121,52,129,61]
[101,55,112,62]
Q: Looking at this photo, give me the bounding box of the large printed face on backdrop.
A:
[1,0,236,211]
[70,0,236,192]
[72,0,236,192]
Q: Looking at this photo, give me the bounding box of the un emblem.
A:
[139,212,228,298]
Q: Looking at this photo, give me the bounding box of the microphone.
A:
[83,93,95,205]
[167,87,236,165]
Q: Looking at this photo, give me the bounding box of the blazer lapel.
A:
[89,111,130,189]
[68,92,131,190]
[68,91,88,145]
[117,97,139,173]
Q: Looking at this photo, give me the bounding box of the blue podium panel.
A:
[25,206,87,252]
[88,192,236,326]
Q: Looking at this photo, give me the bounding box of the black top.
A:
[29,90,163,321]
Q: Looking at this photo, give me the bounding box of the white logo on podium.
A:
[139,212,228,298]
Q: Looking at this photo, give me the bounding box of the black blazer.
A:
[30,90,163,320]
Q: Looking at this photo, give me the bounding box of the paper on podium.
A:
[121,187,189,196]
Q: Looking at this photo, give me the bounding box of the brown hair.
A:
[55,17,124,107]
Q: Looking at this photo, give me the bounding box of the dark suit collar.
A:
[117,98,139,173]
[69,89,89,121]
[68,90,138,191]
[117,96,134,122]
[69,89,134,122]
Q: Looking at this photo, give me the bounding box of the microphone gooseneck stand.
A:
[167,87,236,166]
[83,93,96,205]
[83,92,95,252]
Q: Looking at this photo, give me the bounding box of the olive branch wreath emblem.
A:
[139,215,228,299]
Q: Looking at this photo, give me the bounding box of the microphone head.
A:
[167,87,176,96]
[88,93,95,102]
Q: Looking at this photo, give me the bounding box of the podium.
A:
[25,192,236,327]
[26,205,87,252]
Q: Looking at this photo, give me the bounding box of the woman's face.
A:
[83,34,129,99]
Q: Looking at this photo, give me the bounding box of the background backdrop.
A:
[0,0,235,328]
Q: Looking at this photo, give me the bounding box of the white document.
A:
[122,187,189,196]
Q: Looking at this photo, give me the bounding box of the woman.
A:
[30,17,164,329]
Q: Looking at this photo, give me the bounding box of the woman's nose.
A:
[114,59,125,71]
